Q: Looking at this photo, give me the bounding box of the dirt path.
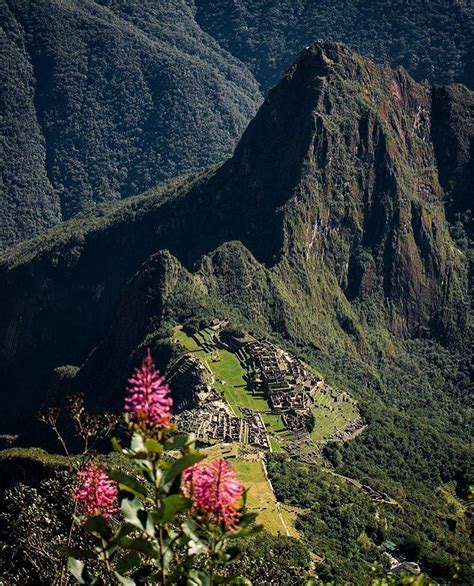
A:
[322,467,400,507]
[260,456,291,537]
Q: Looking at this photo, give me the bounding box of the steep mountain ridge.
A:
[2,0,473,248]
[192,42,469,338]
[0,41,471,434]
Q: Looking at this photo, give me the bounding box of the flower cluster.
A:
[68,350,256,585]
[125,349,173,431]
[73,463,118,518]
[182,459,243,529]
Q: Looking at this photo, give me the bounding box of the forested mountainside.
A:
[0,0,260,247]
[0,41,473,582]
[195,0,474,92]
[2,0,473,248]
[1,39,472,438]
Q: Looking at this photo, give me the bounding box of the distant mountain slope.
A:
[195,0,474,92]
[2,0,473,248]
[0,41,471,433]
[0,0,261,247]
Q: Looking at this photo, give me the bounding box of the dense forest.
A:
[195,0,474,91]
[0,0,260,247]
[2,0,473,246]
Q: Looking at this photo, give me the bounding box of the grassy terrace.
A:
[173,326,359,447]
[310,388,359,442]
[173,327,286,443]
[202,444,298,537]
[234,459,297,537]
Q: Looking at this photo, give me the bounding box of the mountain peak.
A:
[215,41,469,339]
[0,42,471,434]
[301,39,356,61]
[290,39,375,81]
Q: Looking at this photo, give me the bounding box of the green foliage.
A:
[195,0,474,92]
[0,469,76,584]
[267,455,386,584]
[63,424,261,584]
[268,433,473,585]
[0,168,208,270]
[226,533,313,585]
[3,0,473,248]
[0,0,260,247]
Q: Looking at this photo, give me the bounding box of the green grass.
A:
[0,447,71,466]
[261,413,286,436]
[174,328,203,353]
[201,445,296,534]
[269,437,283,453]
[174,326,358,445]
[233,459,297,537]
[173,327,272,418]
[310,400,358,442]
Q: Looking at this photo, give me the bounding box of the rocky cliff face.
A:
[0,41,471,434]
[201,42,469,338]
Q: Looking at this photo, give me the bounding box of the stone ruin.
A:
[170,326,362,452]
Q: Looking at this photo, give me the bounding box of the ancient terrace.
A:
[168,324,362,453]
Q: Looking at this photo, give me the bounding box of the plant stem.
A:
[209,522,219,586]
[159,524,166,586]
[152,456,167,586]
[52,422,70,457]
[101,537,114,579]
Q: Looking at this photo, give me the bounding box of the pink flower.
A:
[73,463,118,518]
[181,459,243,530]
[125,349,173,431]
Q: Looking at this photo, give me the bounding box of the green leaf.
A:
[226,524,263,540]
[155,494,191,524]
[166,433,195,451]
[227,578,252,585]
[239,512,258,527]
[118,537,159,559]
[144,438,164,454]
[108,470,148,498]
[133,458,154,483]
[81,516,112,539]
[115,551,141,574]
[187,569,211,586]
[181,518,206,545]
[111,436,123,453]
[55,545,96,559]
[68,558,88,584]
[161,453,205,493]
[163,543,174,573]
[113,522,135,541]
[121,497,155,537]
[114,573,136,586]
[130,433,146,455]
[224,546,241,562]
